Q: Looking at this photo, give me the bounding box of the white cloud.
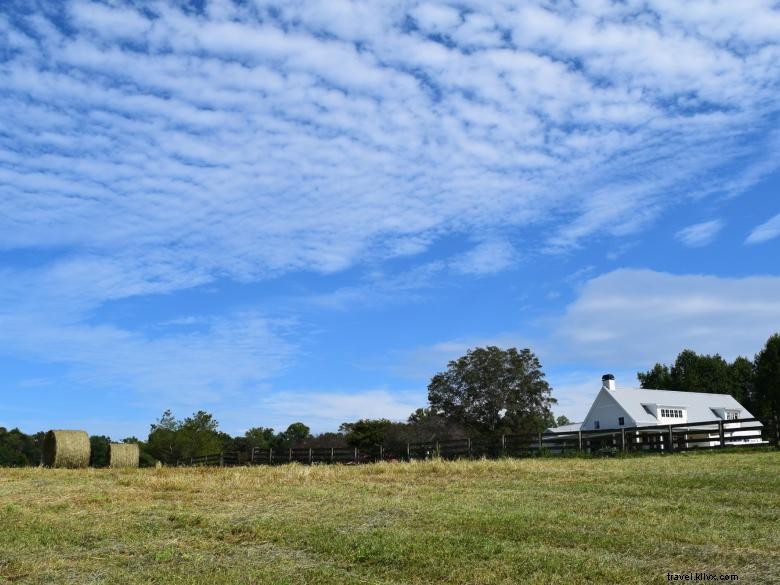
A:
[675,219,724,247]
[745,212,780,244]
[449,239,517,275]
[0,0,777,292]
[552,269,780,365]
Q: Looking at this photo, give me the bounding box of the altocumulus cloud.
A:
[1,1,780,419]
[1,0,779,282]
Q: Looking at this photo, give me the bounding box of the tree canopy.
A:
[427,346,556,435]
[638,349,754,407]
[754,334,780,442]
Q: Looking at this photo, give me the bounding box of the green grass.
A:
[1,451,778,584]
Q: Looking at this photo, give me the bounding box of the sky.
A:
[1,0,779,439]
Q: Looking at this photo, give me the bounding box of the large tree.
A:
[754,334,780,442]
[427,346,556,435]
[146,410,225,463]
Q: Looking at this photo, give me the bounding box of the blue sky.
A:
[1,0,779,439]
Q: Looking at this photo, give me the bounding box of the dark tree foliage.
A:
[276,422,311,448]
[146,410,225,464]
[555,415,572,427]
[427,346,556,436]
[298,432,348,449]
[244,427,277,449]
[637,363,673,390]
[638,349,755,408]
[339,419,392,450]
[729,356,756,408]
[406,408,467,442]
[89,435,111,467]
[754,334,780,442]
[0,427,42,466]
[0,427,43,467]
[146,409,180,464]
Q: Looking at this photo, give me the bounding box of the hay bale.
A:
[108,442,139,468]
[42,430,90,468]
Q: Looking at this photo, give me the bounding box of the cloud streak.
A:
[746,212,780,244]
[675,219,724,247]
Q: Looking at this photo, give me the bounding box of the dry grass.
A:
[0,451,778,584]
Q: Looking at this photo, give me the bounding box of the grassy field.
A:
[0,451,778,584]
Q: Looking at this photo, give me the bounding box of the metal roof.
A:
[605,387,755,425]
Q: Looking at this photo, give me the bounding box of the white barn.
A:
[553,374,764,448]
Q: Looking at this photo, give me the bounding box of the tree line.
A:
[1,338,777,466]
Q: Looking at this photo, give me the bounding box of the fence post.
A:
[621,427,626,452]
[406,443,410,460]
[668,425,674,452]
[379,444,383,461]
[331,447,334,463]
[467,437,472,459]
[718,420,725,447]
[354,447,358,463]
[289,448,292,463]
[269,448,273,465]
[578,430,582,452]
[190,456,193,465]
[435,441,440,458]
[220,452,224,467]
[308,448,312,465]
[538,432,543,453]
[501,434,506,457]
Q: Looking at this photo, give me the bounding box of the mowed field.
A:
[1,452,778,585]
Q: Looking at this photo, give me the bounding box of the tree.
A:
[276,422,311,448]
[427,346,556,436]
[729,356,755,409]
[147,410,181,464]
[555,415,571,427]
[637,363,673,389]
[638,350,755,404]
[244,427,276,450]
[754,334,780,442]
[146,410,225,463]
[89,435,111,467]
[177,411,223,459]
[339,419,392,450]
[671,350,731,394]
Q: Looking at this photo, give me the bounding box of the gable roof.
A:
[607,387,755,425]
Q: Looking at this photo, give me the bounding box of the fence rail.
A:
[176,417,769,467]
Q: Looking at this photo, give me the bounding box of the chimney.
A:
[602,373,616,391]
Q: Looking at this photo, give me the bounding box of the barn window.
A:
[594,420,600,429]
[618,417,625,426]
[726,410,739,420]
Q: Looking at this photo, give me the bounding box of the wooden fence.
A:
[177,417,768,467]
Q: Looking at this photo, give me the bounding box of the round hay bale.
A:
[108,442,139,468]
[42,430,90,468]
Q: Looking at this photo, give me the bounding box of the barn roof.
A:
[604,387,755,426]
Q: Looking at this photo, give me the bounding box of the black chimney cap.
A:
[602,373,615,381]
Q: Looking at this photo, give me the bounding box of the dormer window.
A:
[726,410,740,420]
[659,407,685,419]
